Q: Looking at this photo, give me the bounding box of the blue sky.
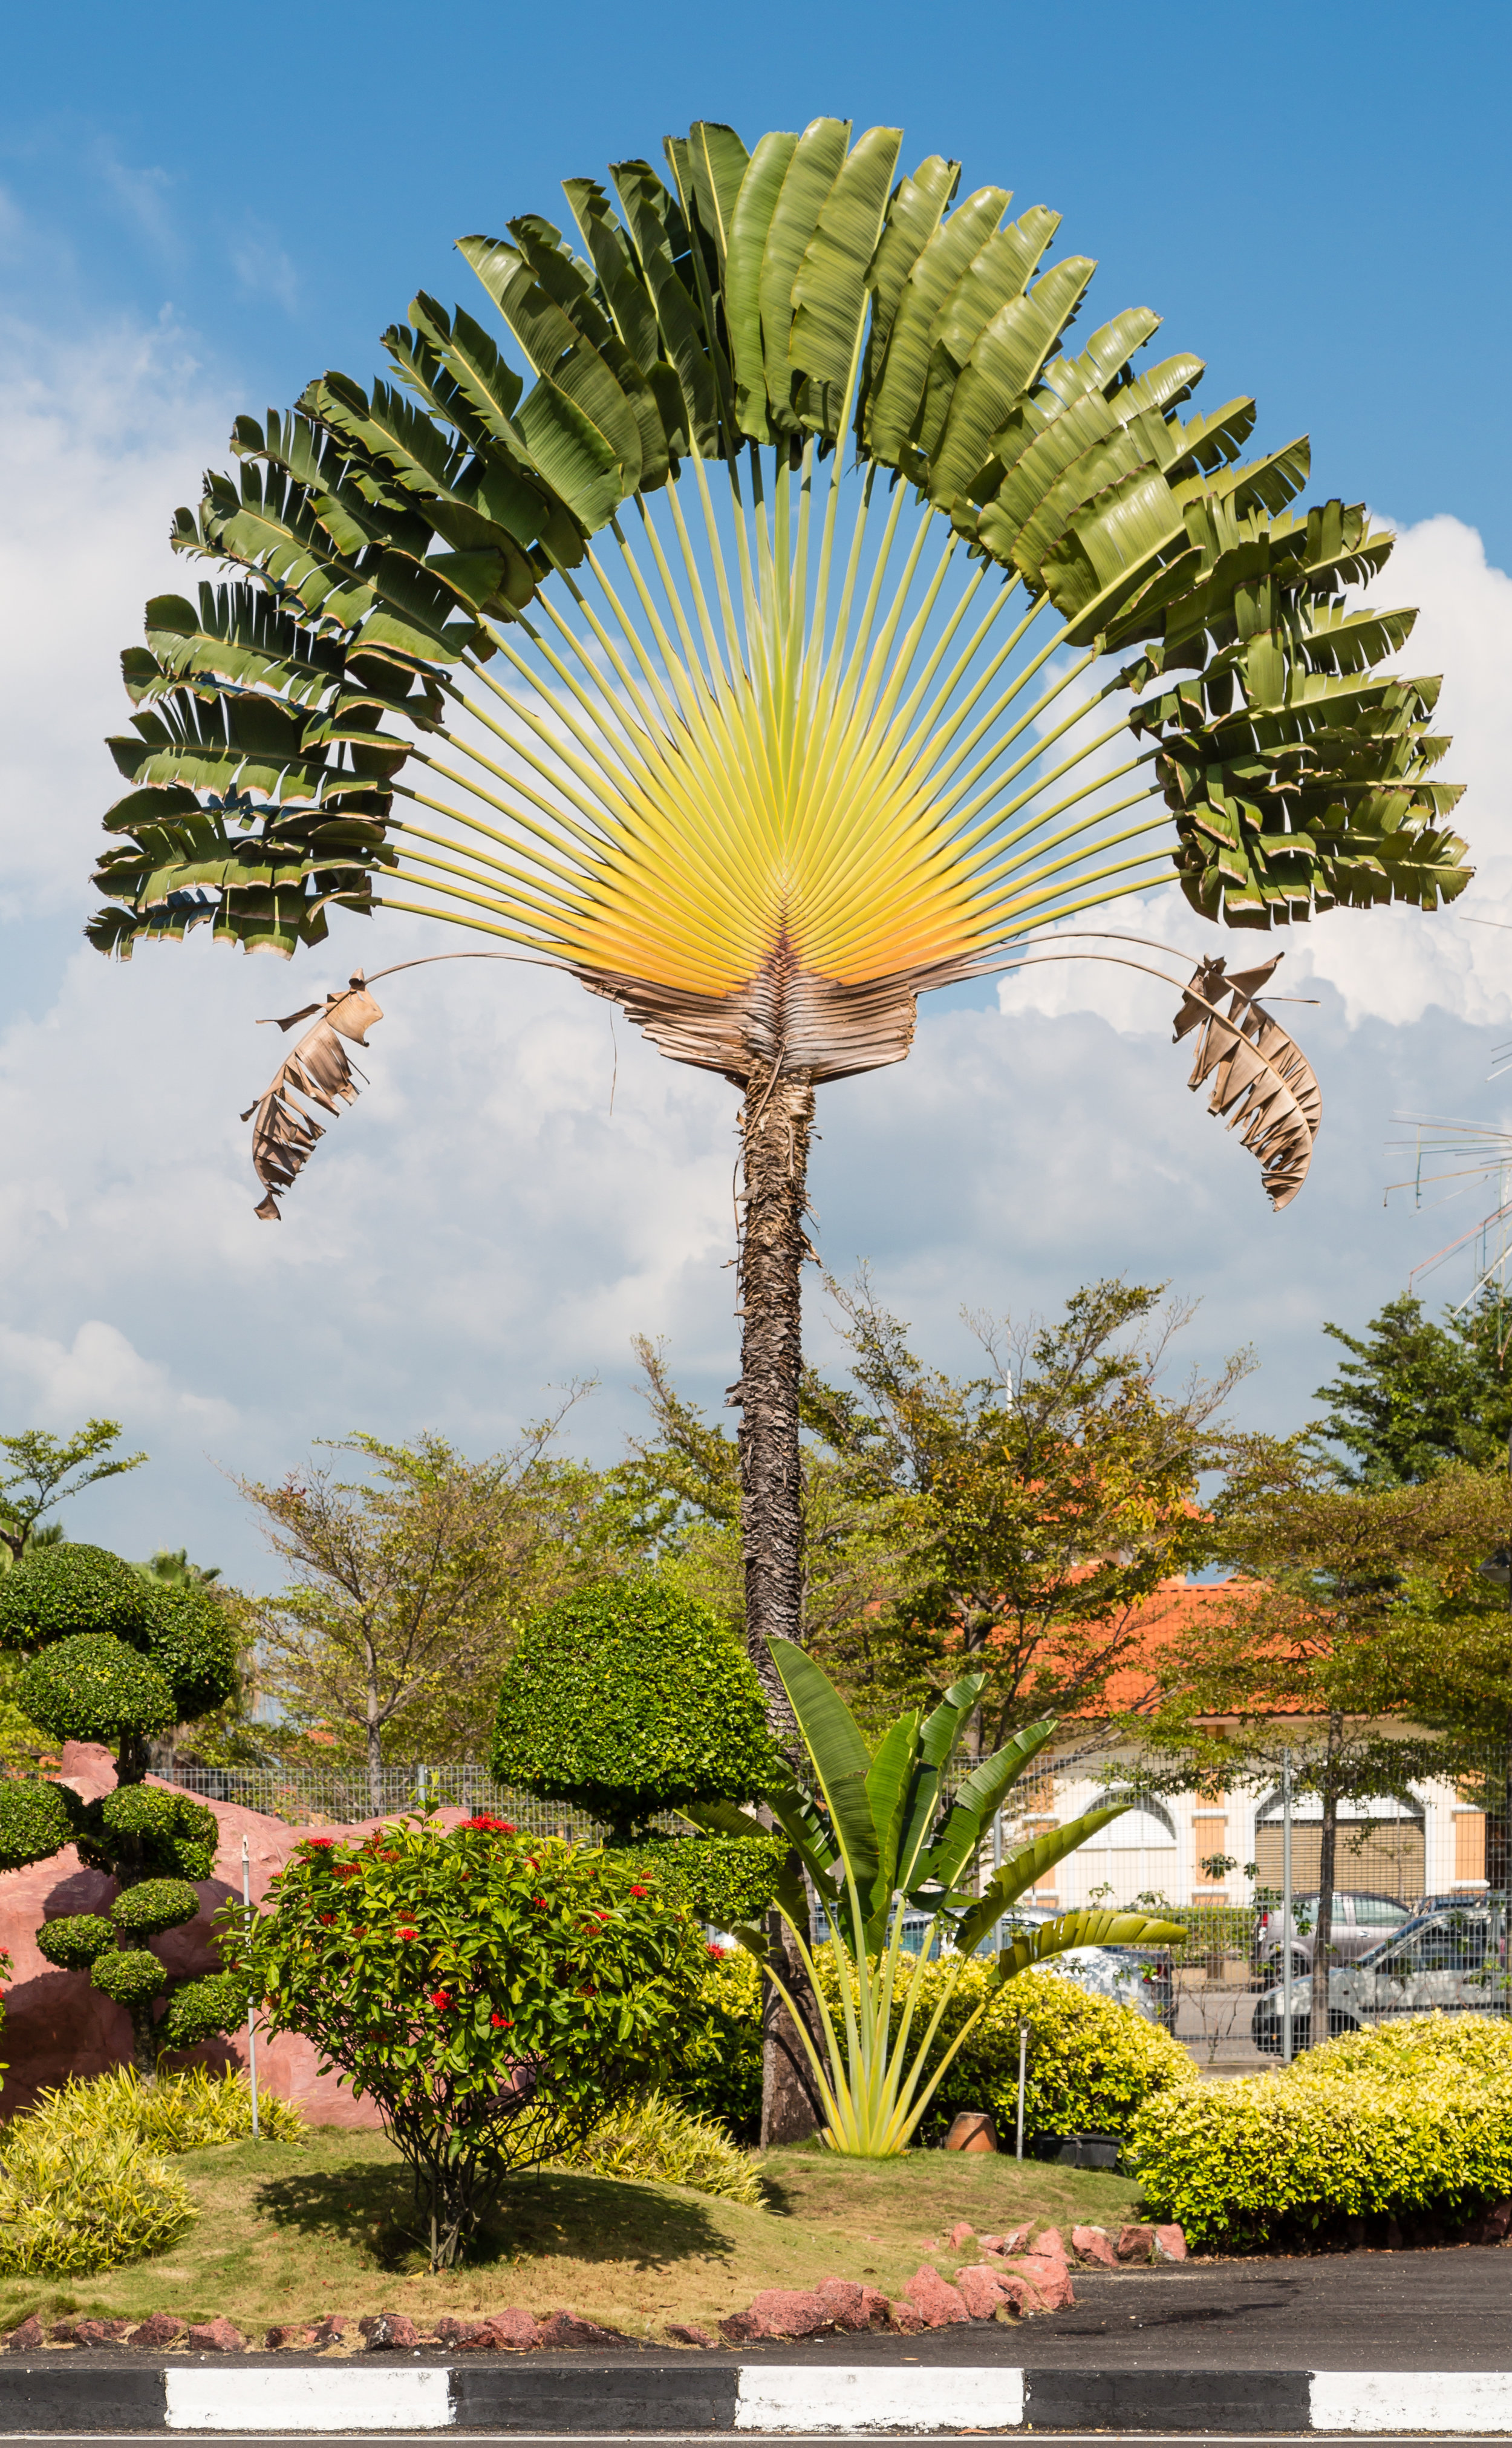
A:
[3,0,1511,1582]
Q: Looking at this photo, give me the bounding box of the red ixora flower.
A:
[460,1814,517,1834]
[319,1914,336,1927]
[397,1927,419,1942]
[532,1897,547,1910]
[429,1991,451,2010]
[490,2012,514,2028]
[333,1864,359,1879]
[706,1942,729,1958]
[304,1836,336,1850]
[628,1884,650,1897]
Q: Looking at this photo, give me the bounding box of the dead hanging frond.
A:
[242,975,383,1220]
[1173,955,1321,1210]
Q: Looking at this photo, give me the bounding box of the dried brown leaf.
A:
[241,975,383,1220]
[1173,956,1321,1210]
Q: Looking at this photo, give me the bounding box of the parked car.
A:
[1253,1899,1511,2052]
[1256,1889,1413,1975]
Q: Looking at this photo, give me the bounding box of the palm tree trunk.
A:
[737,1063,821,2145]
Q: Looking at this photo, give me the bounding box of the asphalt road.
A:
[10,2437,1512,2446]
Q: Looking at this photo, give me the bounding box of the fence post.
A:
[241,1836,260,2141]
[1282,1746,1294,2067]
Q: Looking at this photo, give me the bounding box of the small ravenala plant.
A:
[221,1812,706,2268]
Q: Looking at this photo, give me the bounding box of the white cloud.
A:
[231,225,300,315]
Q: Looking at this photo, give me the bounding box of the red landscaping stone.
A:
[73,2320,130,2346]
[1116,2224,1156,2263]
[48,2325,79,2344]
[131,2315,186,2349]
[955,2264,1012,2320]
[743,2288,830,2341]
[536,2311,628,2349]
[947,2220,977,2249]
[481,2310,545,2352]
[311,2316,350,2346]
[812,2280,875,2332]
[719,2313,754,2345]
[1031,2224,1068,2265]
[2,2317,43,2353]
[992,2273,1043,2319]
[665,2323,717,2348]
[1071,2225,1118,2269]
[359,2313,419,2350]
[904,2265,969,2326]
[1008,2253,1075,2311]
[1153,2224,1188,2262]
[888,2300,927,2334]
[186,2319,247,2354]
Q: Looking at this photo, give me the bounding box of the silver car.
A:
[1256,1890,1413,1975]
[1254,1900,1510,2051]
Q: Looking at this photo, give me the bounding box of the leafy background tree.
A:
[1311,1289,1512,1486]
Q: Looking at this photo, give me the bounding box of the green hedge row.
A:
[1130,2015,1512,2251]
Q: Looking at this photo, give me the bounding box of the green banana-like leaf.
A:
[951,1803,1135,1954]
[996,1907,1187,1980]
[919,1717,1060,1893]
[789,123,902,429]
[862,1710,919,1912]
[769,1636,878,1896]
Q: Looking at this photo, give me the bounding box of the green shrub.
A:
[0,1780,82,1872]
[23,2064,305,2155]
[111,1879,201,1938]
[665,1948,1194,2150]
[90,1948,168,2010]
[665,1946,764,2140]
[0,2126,194,2274]
[618,1834,785,1930]
[143,1583,238,1721]
[82,1786,219,1882]
[491,1579,782,1836]
[558,2088,764,2206]
[0,1547,152,1652]
[157,1973,247,2055]
[1130,2014,1512,2251]
[35,1914,115,1971]
[19,1637,175,1745]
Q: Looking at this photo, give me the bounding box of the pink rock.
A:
[1071,2225,1118,2269]
[888,2300,927,2334]
[947,2220,977,2249]
[74,2320,131,2346]
[1153,2224,1188,2262]
[3,2317,43,2353]
[956,2264,1013,2320]
[264,2325,315,2350]
[48,2323,79,2344]
[131,2314,186,2349]
[480,2311,544,2352]
[1032,2224,1068,2266]
[312,2317,350,2345]
[665,2323,717,2348]
[904,2265,969,2326]
[813,2280,865,2331]
[743,2288,830,2340]
[536,2311,628,2349]
[992,2274,1043,2319]
[1008,2253,1075,2312]
[360,2313,419,2350]
[1116,2223,1156,2263]
[186,2319,246,2354]
[719,2313,755,2345]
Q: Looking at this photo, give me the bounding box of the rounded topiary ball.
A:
[90,1786,218,1882]
[0,1546,153,1653]
[157,1972,240,2052]
[36,1912,116,1970]
[491,1578,782,1835]
[0,1777,83,1871]
[90,1947,166,2009]
[19,1636,176,1745]
[111,1879,201,1939]
[144,1584,238,1722]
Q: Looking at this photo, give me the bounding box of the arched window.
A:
[1083,1795,1178,1850]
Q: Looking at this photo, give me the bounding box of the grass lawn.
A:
[0,2129,1144,2343]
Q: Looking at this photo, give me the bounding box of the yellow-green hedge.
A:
[1130,2015,1512,2252]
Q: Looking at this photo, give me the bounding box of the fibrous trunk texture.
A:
[737,1064,821,2144]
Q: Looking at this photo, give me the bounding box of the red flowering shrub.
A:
[221,1819,703,2269]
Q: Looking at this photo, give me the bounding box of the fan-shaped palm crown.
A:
[93,116,1468,1099]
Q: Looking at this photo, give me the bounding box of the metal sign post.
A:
[1281,1748,1294,2068]
[1015,2023,1027,2161]
[241,1836,260,2140]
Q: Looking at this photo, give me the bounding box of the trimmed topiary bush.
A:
[109,1878,201,1938]
[155,1970,246,2055]
[142,1582,238,1722]
[19,1636,176,1746]
[1130,2013,1512,2252]
[90,1948,172,2011]
[0,1778,82,1871]
[0,1546,153,1651]
[492,1578,782,1837]
[618,1832,786,1930]
[84,1785,219,1883]
[35,1914,116,1971]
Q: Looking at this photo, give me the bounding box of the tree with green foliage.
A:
[0,1543,241,2075]
[1137,1464,1512,2048]
[1312,1290,1512,1486]
[0,1423,146,1566]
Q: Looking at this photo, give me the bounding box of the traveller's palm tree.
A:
[93,117,1468,1730]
